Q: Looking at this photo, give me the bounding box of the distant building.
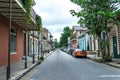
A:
[71,25,88,49]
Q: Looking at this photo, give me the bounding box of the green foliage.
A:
[22,0,32,23]
[70,0,120,35]
[43,36,46,40]
[54,39,60,48]
[105,39,110,48]
[115,9,120,17]
[114,10,120,26]
[95,59,104,63]
[36,15,42,34]
[60,27,72,47]
[40,56,44,61]
[70,0,120,58]
[22,0,42,34]
[104,55,112,62]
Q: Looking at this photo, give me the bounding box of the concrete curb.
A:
[87,56,120,69]
[105,62,120,69]
[10,51,54,80]
[9,61,41,80]
[9,51,55,80]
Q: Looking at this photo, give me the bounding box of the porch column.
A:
[33,31,35,64]
[38,34,40,60]
[24,31,27,69]
[7,0,12,79]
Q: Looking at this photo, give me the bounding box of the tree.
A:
[54,39,60,48]
[70,0,120,61]
[36,15,42,34]
[22,0,42,67]
[22,0,33,68]
[60,27,72,47]
[22,0,32,24]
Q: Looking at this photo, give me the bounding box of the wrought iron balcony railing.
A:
[18,0,36,22]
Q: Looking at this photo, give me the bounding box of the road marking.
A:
[29,79,35,80]
[99,75,120,77]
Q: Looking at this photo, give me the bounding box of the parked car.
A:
[67,48,75,55]
[60,48,67,52]
[72,49,87,58]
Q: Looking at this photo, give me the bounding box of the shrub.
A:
[40,56,44,61]
[104,55,112,62]
[95,59,103,63]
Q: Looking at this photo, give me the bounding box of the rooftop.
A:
[72,26,87,31]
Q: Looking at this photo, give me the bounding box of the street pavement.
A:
[20,49,120,80]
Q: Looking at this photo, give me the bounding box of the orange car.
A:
[72,49,87,58]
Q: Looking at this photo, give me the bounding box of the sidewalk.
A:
[87,54,120,69]
[9,51,53,80]
[0,51,53,80]
[10,60,40,80]
[0,58,38,80]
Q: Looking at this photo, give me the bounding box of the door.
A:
[113,36,120,58]
[23,32,26,56]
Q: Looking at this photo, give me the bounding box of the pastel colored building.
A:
[78,33,90,51]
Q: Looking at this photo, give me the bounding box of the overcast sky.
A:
[33,0,79,41]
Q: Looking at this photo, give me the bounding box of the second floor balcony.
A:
[0,0,37,30]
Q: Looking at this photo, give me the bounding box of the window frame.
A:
[10,27,17,54]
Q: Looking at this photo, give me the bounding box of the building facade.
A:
[0,0,37,66]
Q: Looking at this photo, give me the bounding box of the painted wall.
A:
[0,18,8,66]
[0,14,23,67]
[78,34,89,51]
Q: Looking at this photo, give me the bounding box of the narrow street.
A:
[20,49,120,80]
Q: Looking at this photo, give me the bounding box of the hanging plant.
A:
[22,0,32,23]
[36,15,42,34]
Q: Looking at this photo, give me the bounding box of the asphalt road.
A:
[20,49,120,80]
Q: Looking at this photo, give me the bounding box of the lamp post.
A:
[7,0,12,79]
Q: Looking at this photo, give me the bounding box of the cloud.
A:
[52,32,62,42]
[33,0,80,41]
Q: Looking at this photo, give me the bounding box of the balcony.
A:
[0,0,37,30]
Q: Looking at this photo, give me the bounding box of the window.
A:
[36,40,38,53]
[10,28,16,53]
[29,38,32,54]
[35,39,38,53]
